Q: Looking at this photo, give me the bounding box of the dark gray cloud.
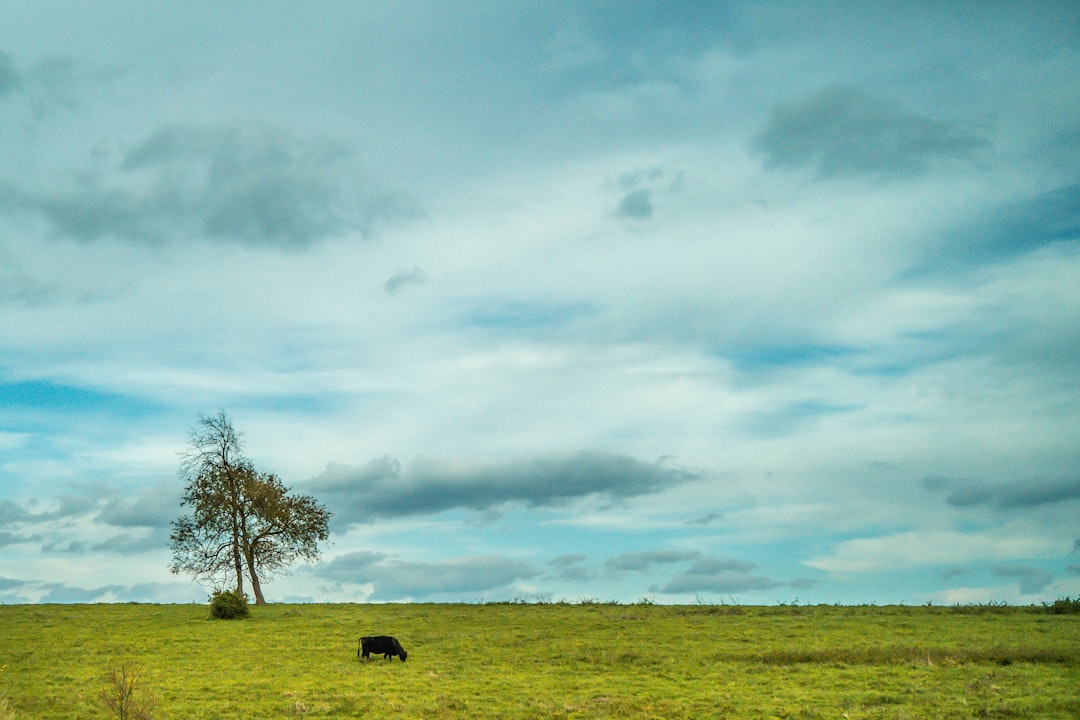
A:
[547,554,591,582]
[551,565,592,583]
[384,266,427,295]
[0,49,112,120]
[0,577,201,604]
[656,557,785,595]
[0,576,32,604]
[309,451,698,527]
[0,261,59,307]
[49,493,99,519]
[38,582,124,603]
[605,549,816,597]
[91,529,170,555]
[755,84,989,178]
[616,188,653,220]
[920,475,950,492]
[0,530,39,547]
[2,123,415,248]
[0,498,34,524]
[943,565,973,580]
[685,512,722,526]
[314,550,539,600]
[35,581,198,604]
[0,50,21,96]
[606,549,702,572]
[2,482,177,538]
[0,482,171,556]
[42,539,87,554]
[992,565,1054,595]
[0,494,99,527]
[934,477,1080,510]
[95,483,179,529]
[613,166,681,221]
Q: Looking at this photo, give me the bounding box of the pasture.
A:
[1,602,1078,719]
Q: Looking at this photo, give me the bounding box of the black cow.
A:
[359,635,408,662]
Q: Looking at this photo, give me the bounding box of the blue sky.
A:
[2,1,1079,605]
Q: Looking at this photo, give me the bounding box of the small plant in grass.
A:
[99,663,155,720]
[0,663,13,720]
[209,588,249,619]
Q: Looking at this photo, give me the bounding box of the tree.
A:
[235,468,331,603]
[169,411,251,598]
[169,411,331,604]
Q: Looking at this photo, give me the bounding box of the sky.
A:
[1,1,1079,606]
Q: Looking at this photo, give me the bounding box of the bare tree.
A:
[169,411,251,596]
[169,411,331,604]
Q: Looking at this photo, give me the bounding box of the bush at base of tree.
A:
[209,590,249,620]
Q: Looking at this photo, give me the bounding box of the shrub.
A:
[208,589,249,620]
[99,663,155,720]
[1044,596,1080,614]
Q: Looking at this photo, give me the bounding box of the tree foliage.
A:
[168,411,331,604]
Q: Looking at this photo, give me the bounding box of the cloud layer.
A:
[1,2,1079,605]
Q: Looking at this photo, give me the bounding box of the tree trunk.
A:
[233,536,245,597]
[244,544,266,605]
[227,465,246,599]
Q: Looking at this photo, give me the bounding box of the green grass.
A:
[1,602,1078,719]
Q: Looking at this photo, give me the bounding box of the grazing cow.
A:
[359,635,408,662]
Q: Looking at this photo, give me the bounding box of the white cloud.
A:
[314,551,540,601]
[806,530,1066,575]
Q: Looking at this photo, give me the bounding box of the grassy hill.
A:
[2,602,1078,718]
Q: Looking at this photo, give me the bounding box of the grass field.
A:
[2,602,1078,719]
